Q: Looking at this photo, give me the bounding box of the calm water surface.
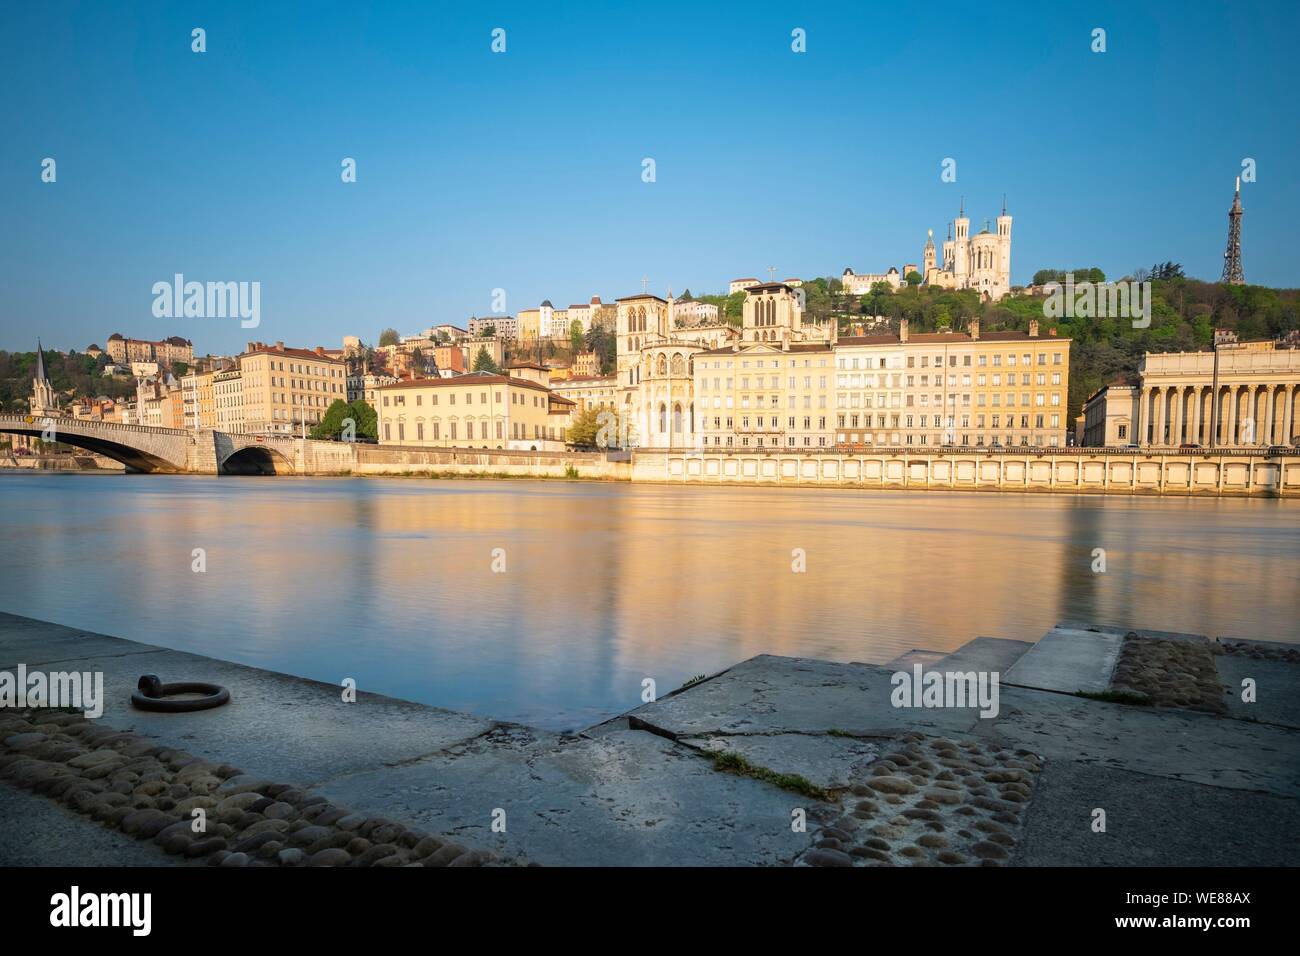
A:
[1,472,1297,729]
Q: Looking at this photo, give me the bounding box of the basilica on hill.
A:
[839,199,1013,303]
[923,198,1014,301]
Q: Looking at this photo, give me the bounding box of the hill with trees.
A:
[0,348,137,413]
[787,268,1298,425]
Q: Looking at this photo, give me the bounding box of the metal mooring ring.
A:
[131,674,230,712]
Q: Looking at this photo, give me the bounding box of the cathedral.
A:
[923,198,1013,301]
[614,284,831,448]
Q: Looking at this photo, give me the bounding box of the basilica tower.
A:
[952,198,970,277]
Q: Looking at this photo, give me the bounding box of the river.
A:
[1,472,1297,729]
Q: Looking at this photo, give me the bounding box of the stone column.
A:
[1171,387,1184,445]
[1164,388,1176,445]
[1237,385,1248,444]
[1223,386,1236,445]
[1189,386,1202,445]
[1284,385,1296,446]
[1263,386,1275,445]
[1252,386,1265,445]
[1136,387,1148,446]
[1214,387,1225,446]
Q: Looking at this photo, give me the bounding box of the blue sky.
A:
[2,0,1296,355]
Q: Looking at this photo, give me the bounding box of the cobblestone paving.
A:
[0,708,498,867]
[795,731,1042,867]
[1109,633,1227,714]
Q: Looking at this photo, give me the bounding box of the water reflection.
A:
[1,472,1297,729]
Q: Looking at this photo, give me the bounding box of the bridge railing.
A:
[0,414,190,438]
[644,444,1300,457]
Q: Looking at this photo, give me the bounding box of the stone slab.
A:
[315,726,825,866]
[883,649,946,670]
[1216,656,1300,730]
[0,613,495,787]
[0,612,162,670]
[936,637,1034,674]
[625,655,983,739]
[1003,625,1123,694]
[980,685,1300,798]
[1013,760,1300,866]
[677,732,881,792]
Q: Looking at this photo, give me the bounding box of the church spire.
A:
[34,340,48,383]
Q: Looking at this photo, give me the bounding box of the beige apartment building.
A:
[180,369,216,429]
[694,344,837,449]
[833,318,1071,448]
[105,334,194,368]
[374,372,574,450]
[553,374,620,415]
[346,372,398,407]
[1082,338,1300,447]
[516,308,541,344]
[238,342,346,435]
[460,336,504,371]
[213,368,245,432]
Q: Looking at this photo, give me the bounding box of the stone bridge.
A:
[0,414,348,475]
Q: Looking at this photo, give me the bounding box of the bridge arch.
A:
[220,444,294,475]
[0,415,187,473]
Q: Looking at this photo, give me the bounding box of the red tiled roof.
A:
[373,372,553,393]
[242,345,344,364]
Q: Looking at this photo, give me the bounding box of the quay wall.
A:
[629,448,1300,497]
[353,446,629,480]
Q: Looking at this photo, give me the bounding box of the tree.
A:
[472,347,500,373]
[378,328,400,347]
[570,319,584,353]
[310,399,378,440]
[171,361,190,377]
[724,291,745,327]
[905,271,923,287]
[567,405,603,447]
[482,323,496,337]
[584,325,617,374]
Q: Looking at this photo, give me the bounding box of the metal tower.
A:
[1221,176,1244,285]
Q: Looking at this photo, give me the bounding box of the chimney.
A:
[274,341,285,351]
[969,317,980,340]
[314,346,325,356]
[1029,319,1039,338]
[245,341,256,353]
[899,318,909,343]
